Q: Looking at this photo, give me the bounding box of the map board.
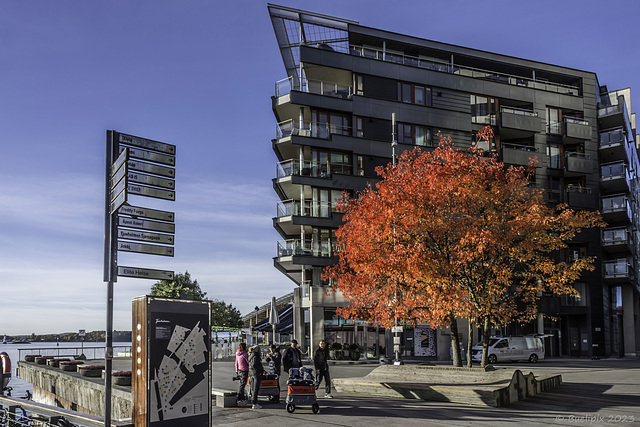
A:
[132,297,211,427]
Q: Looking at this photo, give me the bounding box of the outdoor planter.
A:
[60,360,84,372]
[24,355,41,363]
[112,371,132,386]
[78,365,105,377]
[35,356,54,365]
[47,358,70,368]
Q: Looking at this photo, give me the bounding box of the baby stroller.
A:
[285,367,319,414]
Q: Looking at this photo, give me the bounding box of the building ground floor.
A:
[248,284,640,362]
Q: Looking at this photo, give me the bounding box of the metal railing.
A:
[276,159,350,179]
[602,227,630,245]
[18,346,131,361]
[348,44,580,95]
[565,116,589,126]
[601,162,627,179]
[600,128,626,147]
[501,106,538,117]
[603,260,631,277]
[277,200,336,218]
[502,142,539,152]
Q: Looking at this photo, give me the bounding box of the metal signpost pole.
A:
[103,130,117,427]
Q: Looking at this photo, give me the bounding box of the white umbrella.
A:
[269,296,279,344]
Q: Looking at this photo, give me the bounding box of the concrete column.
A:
[622,285,638,356]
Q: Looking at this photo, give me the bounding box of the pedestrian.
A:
[248,345,265,409]
[313,339,333,398]
[282,339,303,375]
[265,344,282,376]
[234,343,249,406]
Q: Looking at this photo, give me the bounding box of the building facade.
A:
[267,4,640,359]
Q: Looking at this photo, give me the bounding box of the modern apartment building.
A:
[267,4,640,359]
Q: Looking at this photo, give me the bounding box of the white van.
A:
[471,336,544,364]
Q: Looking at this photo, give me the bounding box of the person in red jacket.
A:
[235,343,249,405]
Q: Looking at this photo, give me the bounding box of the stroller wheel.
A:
[286,404,295,413]
[312,403,320,413]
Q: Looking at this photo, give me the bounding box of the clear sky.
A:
[1,0,638,335]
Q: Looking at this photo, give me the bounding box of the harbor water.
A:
[1,341,131,398]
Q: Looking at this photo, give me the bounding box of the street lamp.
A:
[391,113,403,365]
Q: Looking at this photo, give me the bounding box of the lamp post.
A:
[391,113,403,365]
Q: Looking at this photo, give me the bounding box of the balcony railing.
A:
[277,239,337,258]
[601,162,627,179]
[276,119,351,140]
[276,199,337,218]
[602,227,631,246]
[276,159,351,179]
[500,106,538,117]
[603,260,631,277]
[600,129,626,148]
[275,76,353,99]
[348,44,580,95]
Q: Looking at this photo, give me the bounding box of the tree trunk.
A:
[481,316,491,367]
[466,316,473,368]
[449,312,462,367]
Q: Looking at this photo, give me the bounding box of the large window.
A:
[547,143,562,169]
[546,107,561,134]
[311,110,350,138]
[561,283,587,306]
[470,95,497,125]
[312,188,343,217]
[354,73,364,96]
[397,81,432,106]
[398,122,432,146]
[472,129,498,152]
[311,149,351,177]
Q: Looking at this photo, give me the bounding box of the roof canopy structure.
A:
[268,3,354,88]
[252,303,293,334]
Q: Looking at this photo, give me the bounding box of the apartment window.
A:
[398,122,432,146]
[561,283,587,307]
[565,244,587,262]
[548,176,562,203]
[472,130,497,152]
[398,81,432,106]
[547,144,562,169]
[546,107,561,134]
[311,110,350,138]
[312,188,343,217]
[355,116,364,137]
[470,95,497,125]
[311,149,351,177]
[354,73,364,96]
[357,155,365,176]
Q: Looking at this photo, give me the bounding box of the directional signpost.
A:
[103,130,176,427]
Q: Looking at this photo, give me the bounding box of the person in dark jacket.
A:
[282,339,303,375]
[313,339,332,398]
[265,344,282,376]
[248,346,264,409]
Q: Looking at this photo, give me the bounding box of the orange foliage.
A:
[323,127,605,329]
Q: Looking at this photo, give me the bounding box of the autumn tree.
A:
[324,127,604,367]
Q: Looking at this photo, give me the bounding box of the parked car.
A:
[471,336,544,364]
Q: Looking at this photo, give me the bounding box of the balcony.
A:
[274,200,342,237]
[602,227,633,254]
[563,117,591,141]
[601,195,632,224]
[275,76,353,99]
[598,94,631,131]
[501,143,546,167]
[499,107,542,137]
[600,162,631,194]
[603,259,632,283]
[565,187,597,209]
[348,45,580,96]
[565,152,595,176]
[599,128,629,164]
[276,119,350,140]
[277,239,337,258]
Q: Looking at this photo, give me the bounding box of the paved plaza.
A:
[209,357,640,426]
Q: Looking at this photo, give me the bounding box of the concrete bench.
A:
[212,388,237,408]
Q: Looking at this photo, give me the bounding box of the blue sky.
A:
[1,0,638,335]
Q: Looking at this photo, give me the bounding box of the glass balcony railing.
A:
[277,239,337,258]
[602,228,631,245]
[601,162,626,179]
[347,45,580,96]
[602,195,629,211]
[276,199,337,218]
[276,119,351,140]
[600,129,626,148]
[275,76,353,99]
[276,159,351,179]
[603,260,630,277]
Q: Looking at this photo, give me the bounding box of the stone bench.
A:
[212,388,236,408]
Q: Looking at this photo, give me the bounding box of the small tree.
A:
[211,300,243,329]
[150,271,206,300]
[324,127,604,367]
